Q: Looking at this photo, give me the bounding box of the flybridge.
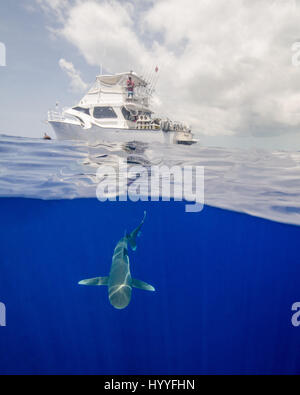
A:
[79,71,151,108]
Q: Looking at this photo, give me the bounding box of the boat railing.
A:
[124,95,150,106]
[122,84,150,105]
[48,110,77,123]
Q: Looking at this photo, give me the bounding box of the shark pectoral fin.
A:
[132,278,155,292]
[78,276,109,286]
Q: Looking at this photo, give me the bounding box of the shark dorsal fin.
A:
[128,211,147,251]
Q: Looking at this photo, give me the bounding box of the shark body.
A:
[79,212,155,310]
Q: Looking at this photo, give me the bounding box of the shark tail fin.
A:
[78,276,109,286]
[132,278,155,292]
[128,211,147,251]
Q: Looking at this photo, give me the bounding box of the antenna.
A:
[140,64,147,81]
[148,66,160,96]
[144,63,154,85]
[152,73,160,94]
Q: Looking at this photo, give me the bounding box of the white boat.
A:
[48,71,192,145]
[173,130,197,145]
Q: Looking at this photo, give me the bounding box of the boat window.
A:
[121,107,131,120]
[93,106,117,119]
[73,107,90,115]
[138,111,151,118]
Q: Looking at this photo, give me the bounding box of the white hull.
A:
[49,121,175,144]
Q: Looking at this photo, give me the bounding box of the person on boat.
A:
[127,76,135,98]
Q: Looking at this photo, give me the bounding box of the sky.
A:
[1,0,300,150]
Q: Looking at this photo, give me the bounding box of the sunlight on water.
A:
[1,134,300,225]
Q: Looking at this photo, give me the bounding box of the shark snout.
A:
[109,284,132,310]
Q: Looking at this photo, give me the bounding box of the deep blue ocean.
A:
[1,135,300,374]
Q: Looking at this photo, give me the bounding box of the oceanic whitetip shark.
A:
[78,211,155,310]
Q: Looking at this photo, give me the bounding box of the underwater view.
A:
[1,135,300,375]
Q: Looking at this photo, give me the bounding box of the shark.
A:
[78,211,155,310]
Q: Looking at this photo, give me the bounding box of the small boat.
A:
[174,130,197,145]
[47,70,194,145]
[43,133,52,140]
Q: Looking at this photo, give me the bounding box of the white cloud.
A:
[59,58,88,92]
[35,0,71,22]
[60,1,151,72]
[37,0,300,137]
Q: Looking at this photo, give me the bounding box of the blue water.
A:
[1,135,300,374]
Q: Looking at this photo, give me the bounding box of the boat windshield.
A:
[73,107,90,115]
[121,107,131,120]
[93,106,118,119]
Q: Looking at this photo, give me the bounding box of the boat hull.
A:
[176,140,197,145]
[49,121,175,144]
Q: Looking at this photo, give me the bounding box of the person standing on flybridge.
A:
[127,76,135,98]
